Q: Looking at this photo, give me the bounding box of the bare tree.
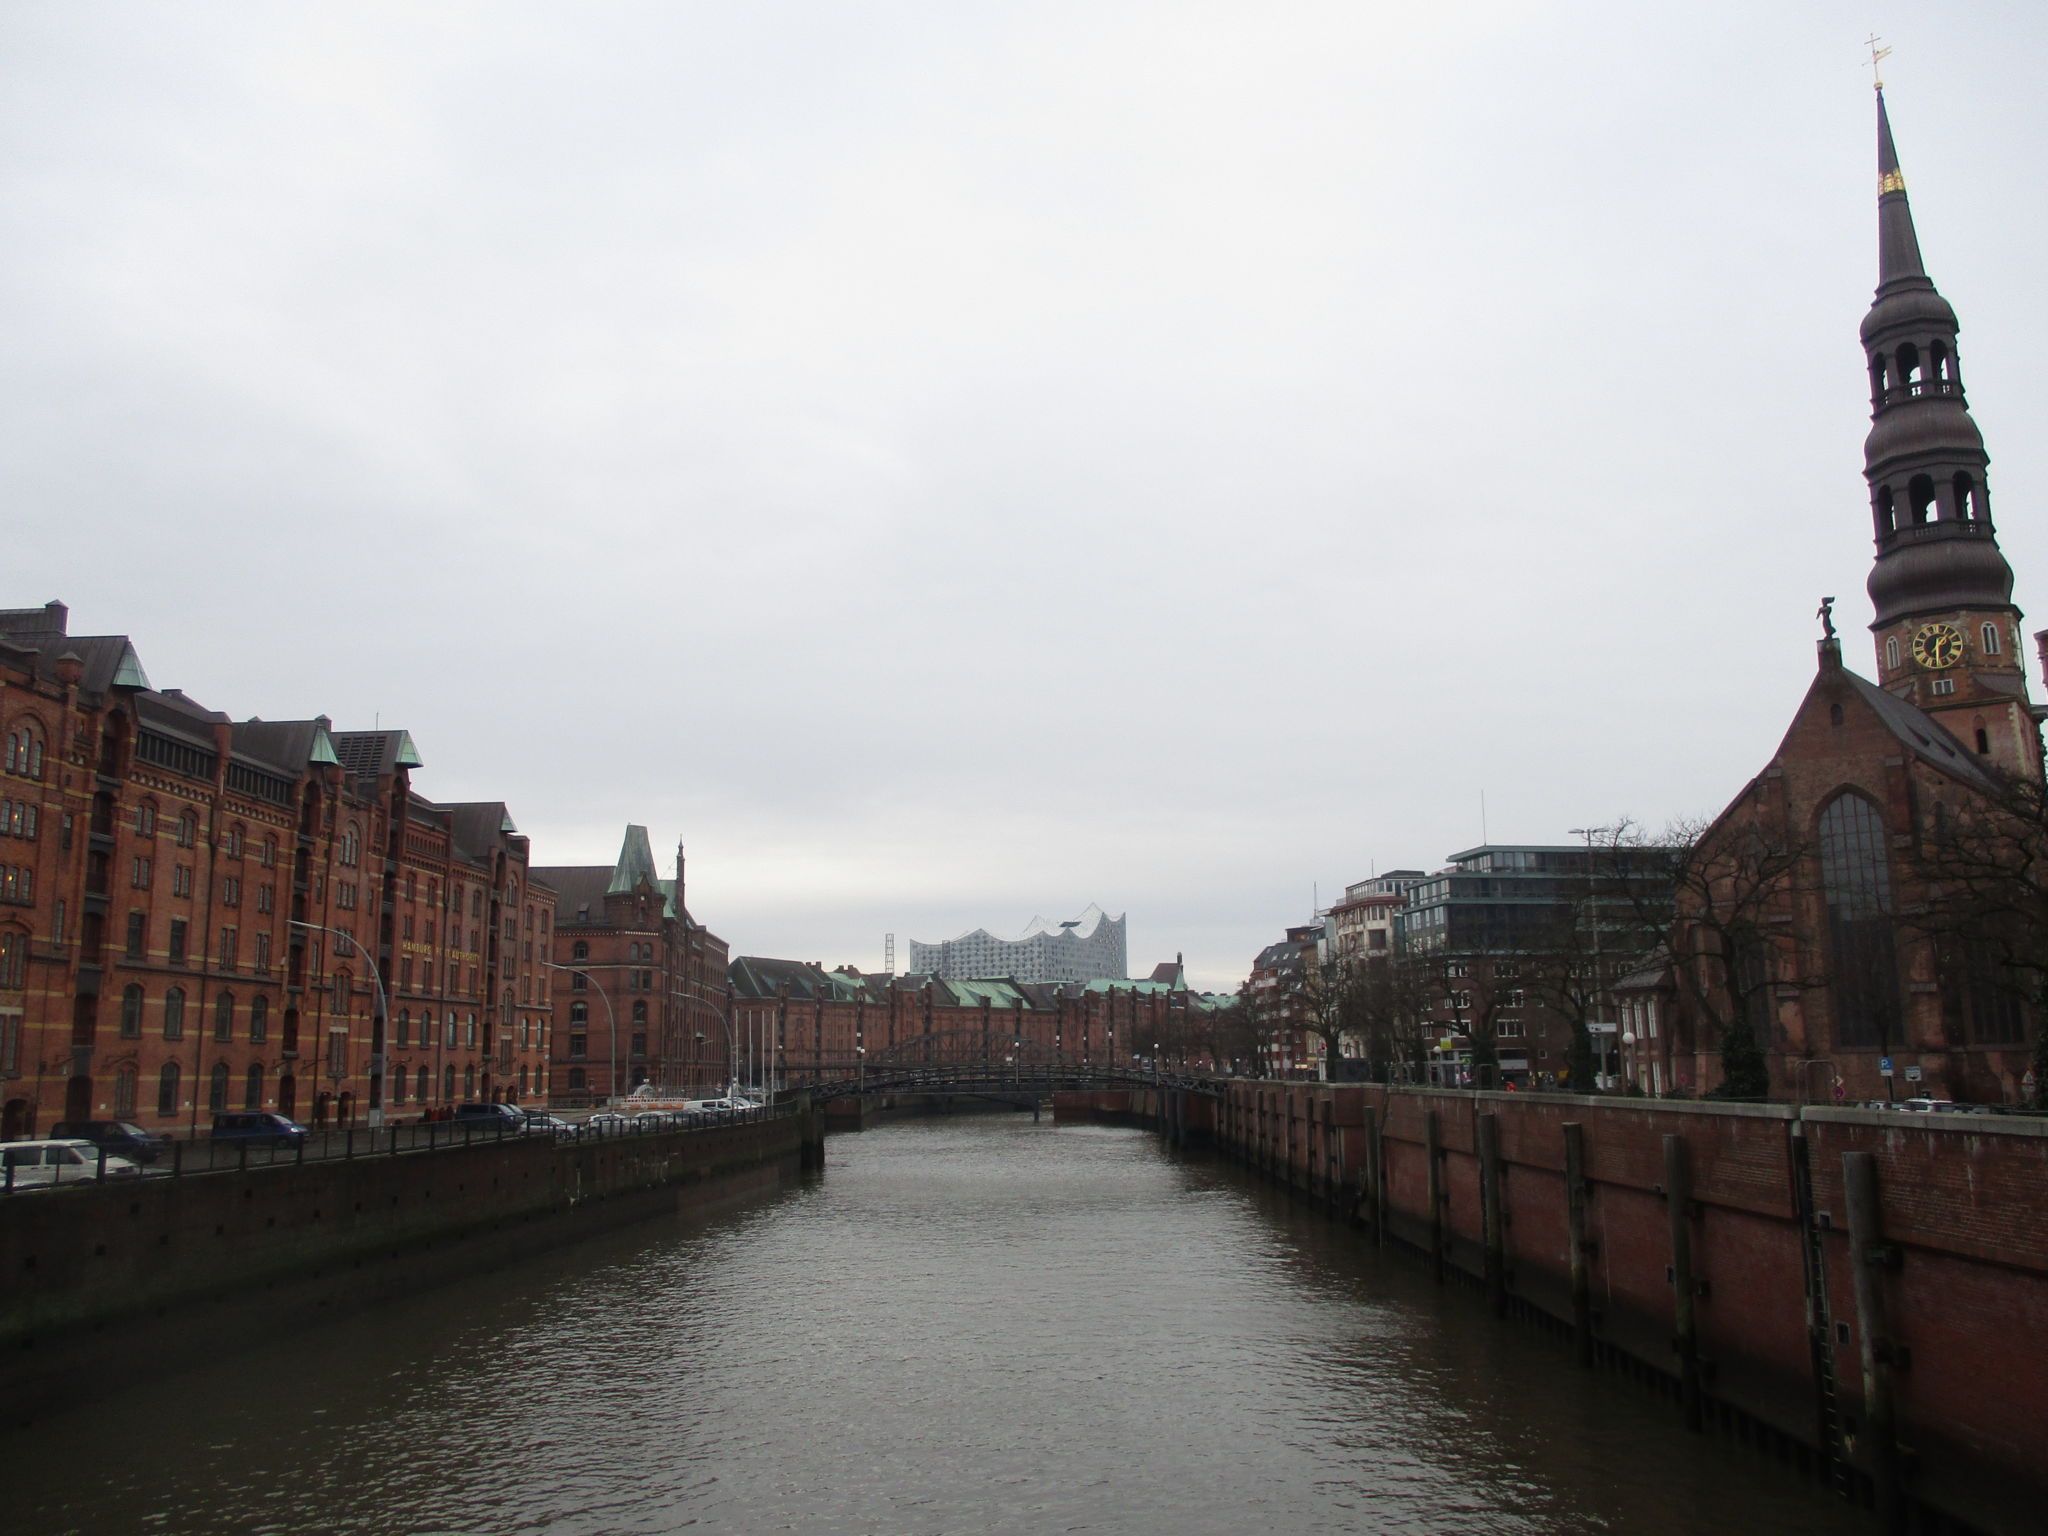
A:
[1907,776,2048,1107]
[1589,816,1818,1100]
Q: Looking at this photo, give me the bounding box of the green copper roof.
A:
[110,643,150,690]
[608,825,659,895]
[393,731,423,769]
[308,727,340,766]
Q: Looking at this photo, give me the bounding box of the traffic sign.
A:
[1878,1056,1894,1077]
[1904,1065,1923,1083]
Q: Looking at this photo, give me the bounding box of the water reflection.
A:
[0,1117,1867,1536]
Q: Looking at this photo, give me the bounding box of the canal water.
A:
[0,1116,1871,1536]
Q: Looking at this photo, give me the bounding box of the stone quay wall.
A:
[0,1106,822,1417]
[1055,1082,2048,1536]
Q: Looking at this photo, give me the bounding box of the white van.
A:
[0,1138,143,1188]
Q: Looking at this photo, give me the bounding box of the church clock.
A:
[1910,623,1964,670]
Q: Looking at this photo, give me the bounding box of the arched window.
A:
[1898,341,1922,393]
[157,1061,180,1116]
[1982,622,2002,657]
[334,970,351,1007]
[1885,634,1901,672]
[135,801,158,838]
[1976,725,1991,755]
[1819,794,1899,1049]
[340,824,360,865]
[1874,485,1896,535]
[396,1009,411,1048]
[248,994,268,1042]
[5,723,43,779]
[120,984,144,1037]
[0,931,25,990]
[226,823,245,859]
[113,1065,138,1118]
[163,987,186,1040]
[260,835,277,868]
[1908,474,1937,525]
[1869,353,1887,405]
[462,1064,475,1098]
[389,1068,406,1105]
[443,1064,456,1101]
[572,940,589,961]
[416,1065,429,1103]
[176,811,196,848]
[214,991,235,1042]
[244,1064,263,1110]
[1929,338,1951,384]
[209,1062,230,1115]
[1949,471,1975,522]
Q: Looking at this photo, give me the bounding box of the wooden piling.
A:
[1425,1108,1445,1283]
[1478,1111,1507,1317]
[1844,1150,1905,1534]
[1563,1120,1593,1367]
[1664,1132,1702,1431]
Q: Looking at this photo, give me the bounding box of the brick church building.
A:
[1667,87,2044,1105]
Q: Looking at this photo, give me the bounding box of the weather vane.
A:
[1866,33,1891,91]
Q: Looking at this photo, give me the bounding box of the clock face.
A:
[1911,623,1965,670]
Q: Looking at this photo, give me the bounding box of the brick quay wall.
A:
[1055,1082,2048,1536]
[0,1107,824,1418]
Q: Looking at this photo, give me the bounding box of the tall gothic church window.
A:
[1819,794,1900,1048]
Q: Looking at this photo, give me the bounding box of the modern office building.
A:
[908,905,1126,984]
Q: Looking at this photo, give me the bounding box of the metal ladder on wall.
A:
[1792,1127,1853,1498]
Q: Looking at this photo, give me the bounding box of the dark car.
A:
[211,1111,309,1148]
[50,1119,166,1164]
[451,1102,525,1131]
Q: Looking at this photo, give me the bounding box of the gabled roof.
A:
[330,729,423,777]
[729,956,866,1002]
[531,866,614,923]
[229,716,342,774]
[1841,668,2001,792]
[443,802,520,861]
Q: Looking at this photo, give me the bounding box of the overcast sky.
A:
[5,3,2044,989]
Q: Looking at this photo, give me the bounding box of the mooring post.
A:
[1370,1101,1387,1247]
[1478,1112,1507,1317]
[1425,1108,1445,1283]
[1563,1120,1593,1367]
[1664,1132,1703,1431]
[1844,1150,1905,1533]
[1354,1106,1377,1231]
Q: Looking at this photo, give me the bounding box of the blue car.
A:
[211,1111,309,1148]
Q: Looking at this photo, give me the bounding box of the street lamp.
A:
[694,1015,741,1097]
[291,919,388,1129]
[545,961,616,1108]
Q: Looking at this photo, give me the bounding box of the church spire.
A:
[1860,86,2010,633]
[1873,89,1927,290]
[1857,85,2036,777]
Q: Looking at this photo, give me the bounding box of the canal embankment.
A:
[1055,1081,2048,1536]
[0,1103,823,1419]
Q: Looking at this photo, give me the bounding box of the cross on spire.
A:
[1865,33,1891,91]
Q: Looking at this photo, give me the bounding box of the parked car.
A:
[586,1111,633,1131]
[451,1102,525,1131]
[520,1111,576,1135]
[50,1119,166,1164]
[0,1138,142,1188]
[211,1111,310,1148]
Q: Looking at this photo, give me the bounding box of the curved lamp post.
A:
[544,961,617,1108]
[291,919,388,1129]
